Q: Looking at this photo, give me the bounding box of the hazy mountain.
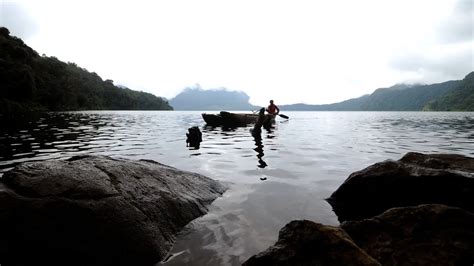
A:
[281,95,370,111]
[280,74,472,111]
[0,27,172,113]
[169,86,258,111]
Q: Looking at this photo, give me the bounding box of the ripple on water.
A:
[1,111,474,265]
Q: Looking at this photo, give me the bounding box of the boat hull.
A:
[202,112,275,127]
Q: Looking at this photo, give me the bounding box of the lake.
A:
[1,111,473,265]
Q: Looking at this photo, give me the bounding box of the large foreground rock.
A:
[327,152,474,222]
[342,204,474,266]
[0,156,226,265]
[243,220,380,266]
[245,153,474,266]
[245,205,474,266]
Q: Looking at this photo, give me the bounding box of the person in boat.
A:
[266,100,280,115]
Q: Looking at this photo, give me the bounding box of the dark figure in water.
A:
[253,107,274,131]
[186,126,202,148]
[253,108,266,133]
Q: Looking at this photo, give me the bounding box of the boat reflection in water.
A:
[199,107,277,177]
[200,121,275,171]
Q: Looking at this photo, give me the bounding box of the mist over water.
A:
[1,111,473,265]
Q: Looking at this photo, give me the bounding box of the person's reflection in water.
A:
[251,108,269,168]
[253,130,267,168]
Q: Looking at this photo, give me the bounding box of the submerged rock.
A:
[243,220,380,266]
[342,204,474,266]
[0,155,226,265]
[327,152,474,222]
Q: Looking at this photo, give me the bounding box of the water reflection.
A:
[250,126,276,169]
[1,113,103,172]
[3,111,473,178]
[252,130,267,169]
[202,122,278,171]
[1,111,474,265]
[0,111,164,175]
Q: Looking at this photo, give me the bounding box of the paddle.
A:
[254,109,289,119]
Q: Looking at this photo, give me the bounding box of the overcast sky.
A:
[1,0,473,105]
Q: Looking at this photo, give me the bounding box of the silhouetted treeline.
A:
[0,27,172,113]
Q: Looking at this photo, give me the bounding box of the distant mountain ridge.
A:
[169,86,258,111]
[281,73,473,111]
[0,27,172,113]
[169,73,473,111]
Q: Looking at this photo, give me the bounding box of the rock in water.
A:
[0,155,227,265]
[341,204,474,266]
[243,220,380,266]
[327,152,474,222]
[244,153,474,266]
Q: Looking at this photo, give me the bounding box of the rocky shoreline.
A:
[244,152,474,265]
[1,152,472,265]
[0,155,226,265]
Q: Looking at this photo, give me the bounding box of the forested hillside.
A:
[424,72,474,111]
[280,73,472,111]
[0,27,172,113]
[360,81,461,111]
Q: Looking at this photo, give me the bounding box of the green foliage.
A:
[360,81,461,111]
[281,75,472,111]
[0,98,45,114]
[423,72,474,111]
[0,27,173,113]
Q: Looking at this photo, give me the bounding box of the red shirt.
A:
[267,104,279,114]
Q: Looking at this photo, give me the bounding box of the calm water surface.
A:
[1,111,473,265]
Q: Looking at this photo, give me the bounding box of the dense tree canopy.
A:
[0,27,172,113]
[424,72,474,111]
[360,81,461,111]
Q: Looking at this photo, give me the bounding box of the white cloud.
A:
[436,0,473,44]
[0,1,38,39]
[3,0,473,105]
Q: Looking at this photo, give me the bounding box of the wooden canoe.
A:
[202,111,275,127]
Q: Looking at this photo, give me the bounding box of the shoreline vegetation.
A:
[1,26,472,114]
[0,27,173,115]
